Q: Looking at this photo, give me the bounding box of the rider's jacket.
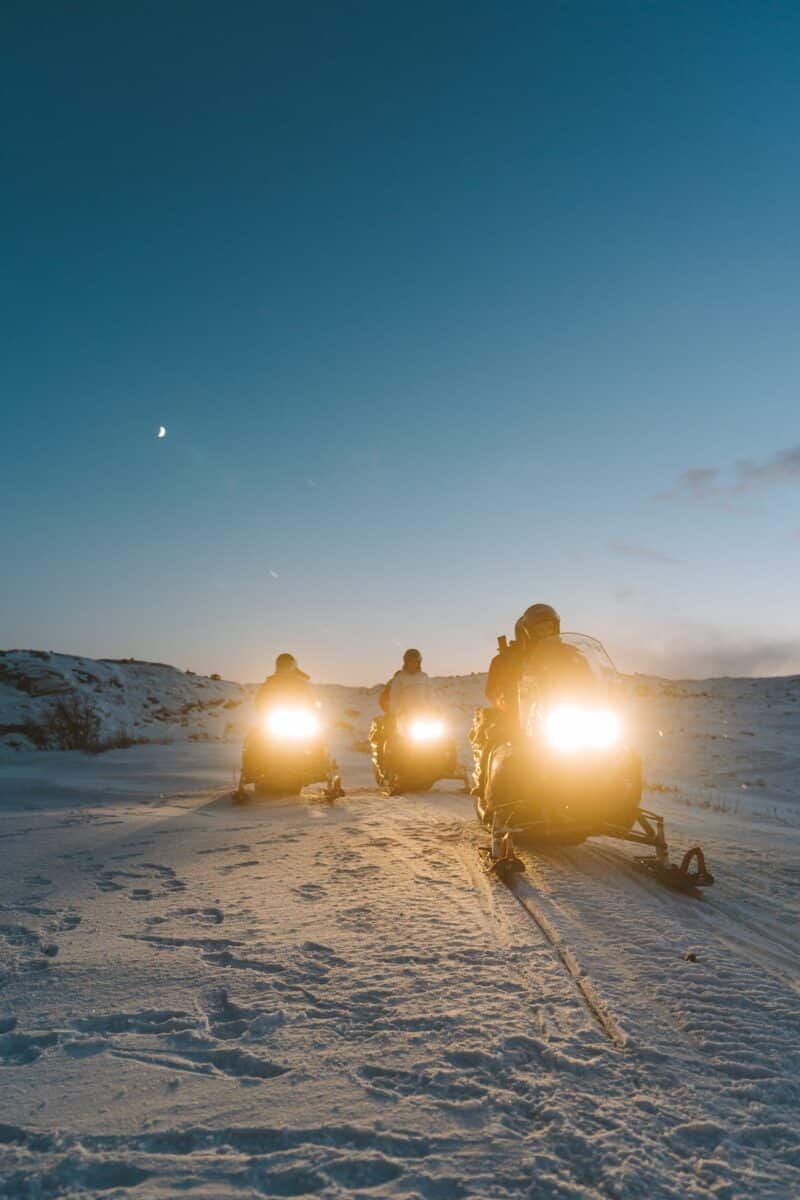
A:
[486,643,524,720]
[486,638,594,724]
[380,669,432,715]
[255,668,313,714]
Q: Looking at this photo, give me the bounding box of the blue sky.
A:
[2,1,799,683]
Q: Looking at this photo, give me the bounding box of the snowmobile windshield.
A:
[518,633,620,727]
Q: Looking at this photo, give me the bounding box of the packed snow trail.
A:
[0,743,798,1197]
[504,874,629,1049]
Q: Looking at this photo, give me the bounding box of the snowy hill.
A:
[0,649,487,755]
[0,651,251,752]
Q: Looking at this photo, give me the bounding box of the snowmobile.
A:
[473,633,714,892]
[236,706,343,800]
[370,710,464,795]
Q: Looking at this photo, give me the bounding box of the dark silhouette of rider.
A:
[379,648,432,715]
[255,653,313,714]
[486,604,562,724]
[473,603,594,797]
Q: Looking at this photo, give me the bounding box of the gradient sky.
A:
[3,1,800,684]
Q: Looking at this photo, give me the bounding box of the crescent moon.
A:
[157,426,166,438]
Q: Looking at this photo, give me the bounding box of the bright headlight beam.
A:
[545,706,620,752]
[265,708,320,740]
[408,717,446,743]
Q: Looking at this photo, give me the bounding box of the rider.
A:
[486,604,561,724]
[255,653,314,714]
[379,648,432,715]
[371,649,432,778]
[242,653,336,795]
[471,604,561,797]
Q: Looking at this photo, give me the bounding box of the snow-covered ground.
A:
[0,652,798,1197]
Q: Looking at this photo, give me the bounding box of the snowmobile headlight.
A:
[265,708,320,741]
[545,706,620,753]
[407,717,446,744]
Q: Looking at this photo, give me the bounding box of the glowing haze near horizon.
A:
[3,2,800,686]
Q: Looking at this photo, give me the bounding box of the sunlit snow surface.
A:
[0,652,798,1197]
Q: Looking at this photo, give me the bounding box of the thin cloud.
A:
[657,444,800,501]
[608,540,681,565]
[620,632,800,679]
[656,465,720,501]
[734,445,800,490]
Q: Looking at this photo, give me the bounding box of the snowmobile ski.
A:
[634,845,714,893]
[321,774,345,802]
[479,831,525,880]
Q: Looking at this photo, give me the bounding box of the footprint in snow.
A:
[139,863,179,878]
[0,923,58,961]
[291,883,327,901]
[97,876,125,893]
[96,862,186,897]
[335,905,372,931]
[219,860,259,874]
[166,907,224,926]
[111,1044,288,1081]
[302,941,346,966]
[0,1029,60,1065]
[74,1008,197,1036]
[201,986,273,1038]
[201,949,285,976]
[333,862,380,880]
[196,844,250,856]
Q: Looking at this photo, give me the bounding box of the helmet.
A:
[275,652,297,673]
[403,648,422,665]
[515,604,560,647]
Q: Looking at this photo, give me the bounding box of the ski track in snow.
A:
[0,675,798,1195]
